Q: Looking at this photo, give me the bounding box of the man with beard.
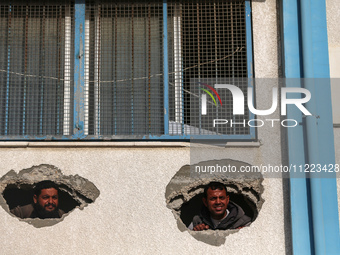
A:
[188,182,251,231]
[10,180,64,219]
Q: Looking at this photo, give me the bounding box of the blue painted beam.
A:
[299,1,325,253]
[280,0,312,254]
[73,0,86,139]
[245,0,256,139]
[163,0,169,135]
[310,0,340,253]
[282,0,340,254]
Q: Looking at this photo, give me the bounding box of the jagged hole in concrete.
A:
[0,164,100,228]
[165,159,264,246]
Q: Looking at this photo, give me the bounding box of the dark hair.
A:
[203,182,227,198]
[34,180,59,197]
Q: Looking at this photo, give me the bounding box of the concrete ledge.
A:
[0,141,191,148]
[225,141,261,147]
[0,141,261,148]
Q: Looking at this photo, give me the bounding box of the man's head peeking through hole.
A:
[203,182,229,221]
[188,182,251,231]
[11,180,64,219]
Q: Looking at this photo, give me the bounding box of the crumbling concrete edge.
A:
[165,159,265,246]
[0,164,100,228]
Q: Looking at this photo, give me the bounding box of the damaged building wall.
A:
[0,0,291,254]
[326,0,340,227]
[0,164,99,228]
[0,144,287,254]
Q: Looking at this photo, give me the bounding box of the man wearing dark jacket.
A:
[10,180,64,219]
[188,182,251,231]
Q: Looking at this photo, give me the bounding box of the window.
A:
[0,0,254,140]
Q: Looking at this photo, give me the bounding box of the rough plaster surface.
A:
[0,164,99,227]
[166,159,264,246]
[327,0,340,47]
[0,1,290,254]
[0,147,288,254]
[327,1,340,124]
[334,129,340,227]
[252,0,279,78]
[327,0,340,228]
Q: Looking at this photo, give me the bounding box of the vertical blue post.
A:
[245,0,255,139]
[163,0,169,135]
[73,0,85,139]
[299,1,325,254]
[281,0,313,254]
[282,0,340,254]
[310,0,340,253]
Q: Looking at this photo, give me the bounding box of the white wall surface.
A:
[327,0,340,226]
[0,144,288,255]
[0,0,290,254]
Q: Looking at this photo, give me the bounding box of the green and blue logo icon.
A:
[198,82,223,115]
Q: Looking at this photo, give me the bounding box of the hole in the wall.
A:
[3,185,81,214]
[0,164,100,228]
[165,159,264,246]
[180,192,257,228]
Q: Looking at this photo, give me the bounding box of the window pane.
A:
[168,0,250,136]
[0,0,74,136]
[86,0,164,136]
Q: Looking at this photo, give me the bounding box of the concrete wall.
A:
[326,0,340,226]
[0,1,290,254]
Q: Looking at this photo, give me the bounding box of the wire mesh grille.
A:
[0,0,250,139]
[168,0,249,136]
[85,0,164,136]
[0,0,74,136]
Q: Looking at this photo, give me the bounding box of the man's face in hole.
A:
[203,187,229,220]
[33,188,59,213]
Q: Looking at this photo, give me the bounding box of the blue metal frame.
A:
[0,0,255,141]
[310,0,340,253]
[163,0,169,136]
[245,0,256,140]
[282,0,340,254]
[73,0,86,139]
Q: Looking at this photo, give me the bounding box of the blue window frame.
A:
[0,0,254,140]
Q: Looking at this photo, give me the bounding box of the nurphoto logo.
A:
[199,83,312,128]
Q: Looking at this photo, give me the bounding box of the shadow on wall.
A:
[165,159,264,246]
[0,164,100,228]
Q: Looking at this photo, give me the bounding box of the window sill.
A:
[0,141,190,148]
[0,141,260,148]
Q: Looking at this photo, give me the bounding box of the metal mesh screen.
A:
[85,0,164,136]
[168,0,249,136]
[0,0,250,139]
[0,1,74,136]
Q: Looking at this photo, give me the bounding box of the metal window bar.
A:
[173,4,182,125]
[64,5,72,135]
[84,5,90,135]
[0,1,74,137]
[0,0,252,140]
[168,0,250,137]
[86,0,164,137]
